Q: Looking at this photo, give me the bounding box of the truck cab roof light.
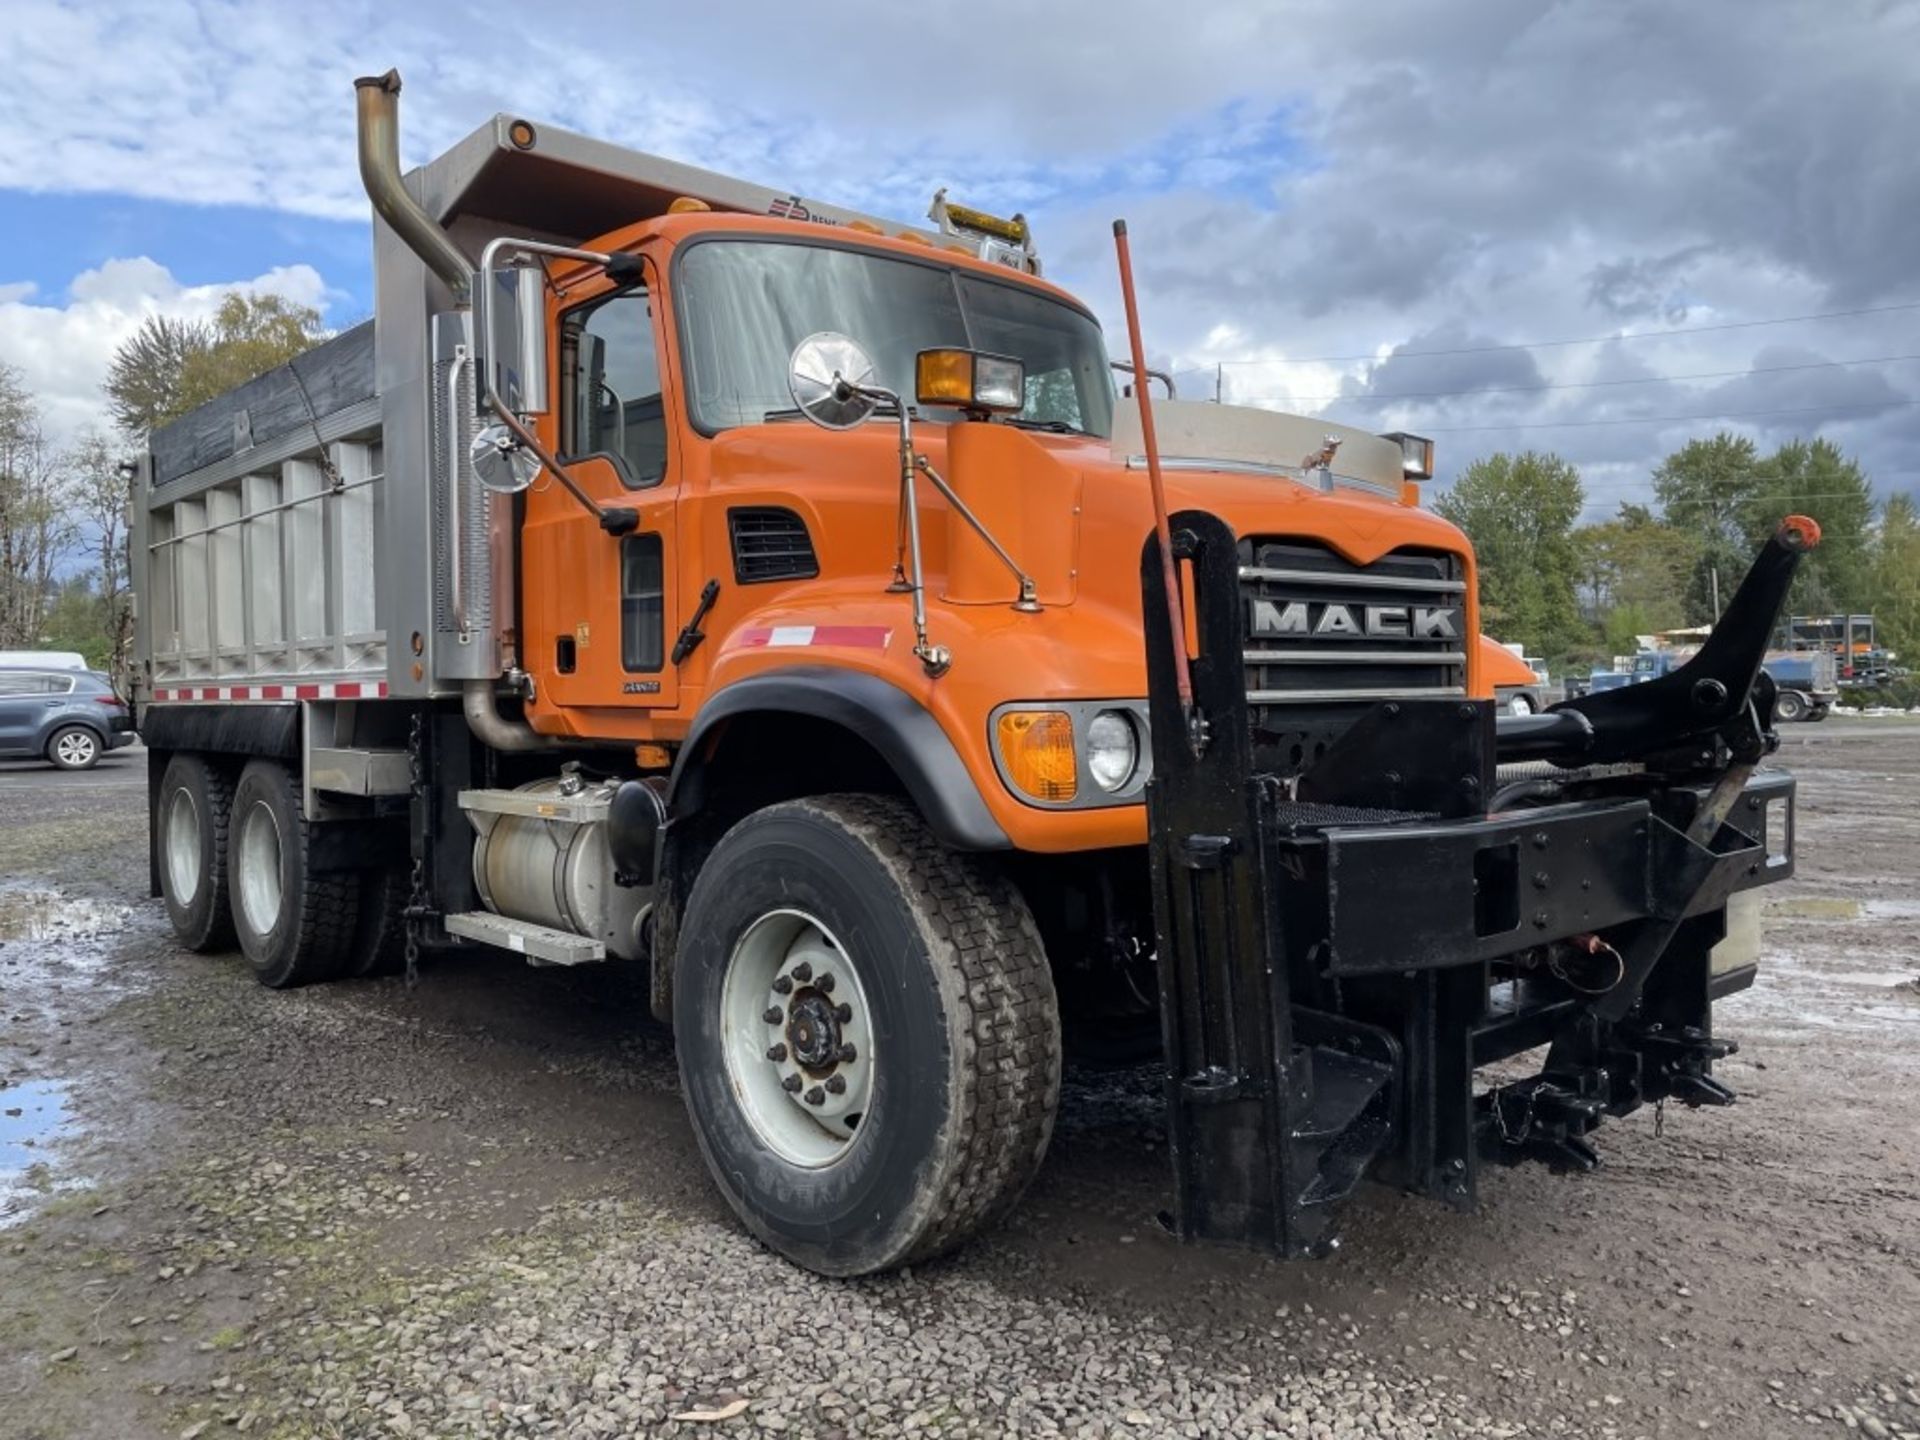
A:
[1383,431,1435,480]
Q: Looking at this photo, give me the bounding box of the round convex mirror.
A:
[471,423,541,494]
[787,332,880,431]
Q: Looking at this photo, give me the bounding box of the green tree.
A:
[105,293,326,437]
[1572,502,1698,633]
[1873,493,1920,666]
[1741,438,1876,617]
[1434,450,1587,661]
[0,365,78,648]
[1650,433,1761,622]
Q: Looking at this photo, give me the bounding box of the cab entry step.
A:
[443,911,605,966]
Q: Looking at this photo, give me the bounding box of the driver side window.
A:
[563,291,667,488]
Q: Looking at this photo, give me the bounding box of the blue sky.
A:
[2,0,1914,515]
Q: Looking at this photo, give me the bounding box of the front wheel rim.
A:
[719,909,875,1169]
[236,800,285,937]
[165,788,202,900]
[56,732,95,766]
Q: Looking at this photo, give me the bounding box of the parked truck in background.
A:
[1627,647,1837,721]
[131,72,1811,1275]
[1485,640,1563,715]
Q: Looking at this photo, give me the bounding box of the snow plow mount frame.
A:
[1141,511,1807,1257]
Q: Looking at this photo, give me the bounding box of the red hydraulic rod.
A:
[1113,220,1194,715]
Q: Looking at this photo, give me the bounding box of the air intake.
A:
[729,507,818,584]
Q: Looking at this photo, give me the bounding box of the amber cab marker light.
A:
[507,119,537,150]
[916,348,1025,413]
[995,710,1077,802]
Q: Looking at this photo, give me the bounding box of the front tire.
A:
[47,725,101,771]
[228,759,358,988]
[674,795,1060,1275]
[157,753,236,953]
[1775,688,1808,723]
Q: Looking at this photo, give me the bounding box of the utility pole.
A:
[1214,362,1222,404]
[1710,565,1722,621]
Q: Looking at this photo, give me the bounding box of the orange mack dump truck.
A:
[132,71,1813,1276]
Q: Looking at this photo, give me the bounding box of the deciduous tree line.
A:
[0,295,324,682]
[1434,436,1914,673]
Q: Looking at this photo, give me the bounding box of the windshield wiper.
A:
[761,402,908,424]
[1004,417,1090,436]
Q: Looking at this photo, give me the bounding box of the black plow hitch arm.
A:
[1140,513,1817,1258]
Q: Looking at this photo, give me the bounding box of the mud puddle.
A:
[0,885,133,943]
[0,1077,79,1225]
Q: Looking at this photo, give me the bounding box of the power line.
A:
[1410,398,1920,434]
[1222,352,1920,406]
[1194,299,1920,367]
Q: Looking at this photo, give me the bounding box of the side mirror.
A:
[471,423,540,494]
[480,260,550,416]
[787,332,880,430]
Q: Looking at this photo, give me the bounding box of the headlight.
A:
[1085,710,1138,792]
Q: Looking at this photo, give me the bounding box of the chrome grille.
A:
[1238,539,1468,706]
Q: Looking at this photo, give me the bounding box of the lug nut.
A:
[781,1074,802,1093]
[772,975,793,995]
[837,1043,857,1063]
[816,973,836,993]
[804,1086,826,1107]
[792,961,813,982]
[762,1006,784,1025]
[834,1003,852,1024]
[766,1043,788,1062]
[825,1075,847,1095]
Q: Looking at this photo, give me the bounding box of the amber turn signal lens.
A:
[995,710,1077,802]
[916,348,977,408]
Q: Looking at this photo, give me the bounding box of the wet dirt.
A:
[0,723,1916,1438]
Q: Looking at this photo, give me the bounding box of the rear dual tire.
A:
[227,760,359,988]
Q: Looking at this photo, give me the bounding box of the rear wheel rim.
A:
[164,788,202,901]
[55,731,96,766]
[719,908,875,1169]
[237,800,285,937]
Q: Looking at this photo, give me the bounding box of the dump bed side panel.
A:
[134,323,396,700]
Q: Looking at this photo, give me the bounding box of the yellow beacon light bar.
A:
[940,201,1028,246]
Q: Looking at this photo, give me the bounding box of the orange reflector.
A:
[996,711,1076,802]
[846,219,884,234]
[895,230,933,246]
[916,349,976,408]
[1781,513,1822,550]
[668,196,711,213]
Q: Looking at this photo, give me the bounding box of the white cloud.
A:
[4,0,1916,506]
[0,257,329,447]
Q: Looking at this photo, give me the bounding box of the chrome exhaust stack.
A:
[353,69,473,306]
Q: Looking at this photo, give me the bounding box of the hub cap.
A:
[164,788,201,901]
[55,731,96,767]
[719,909,874,1168]
[236,800,285,937]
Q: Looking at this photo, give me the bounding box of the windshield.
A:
[675,240,1115,437]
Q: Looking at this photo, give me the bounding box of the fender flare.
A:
[666,666,1010,851]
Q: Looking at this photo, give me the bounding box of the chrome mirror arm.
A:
[911,454,1041,613]
[843,380,949,676]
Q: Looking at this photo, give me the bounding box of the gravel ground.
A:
[1,726,1918,1439]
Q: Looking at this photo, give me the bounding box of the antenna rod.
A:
[1113,220,1195,718]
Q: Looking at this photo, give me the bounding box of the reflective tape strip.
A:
[148,681,390,703]
[737,625,892,650]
